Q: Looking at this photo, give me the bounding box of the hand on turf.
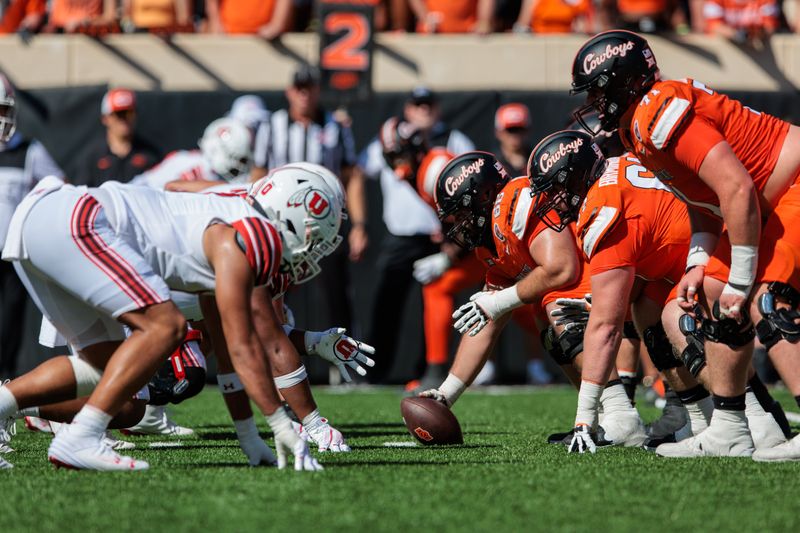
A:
[413,252,452,284]
[550,294,592,331]
[567,426,597,454]
[274,426,324,471]
[676,266,705,313]
[294,419,351,452]
[419,388,452,408]
[307,328,376,382]
[238,434,278,467]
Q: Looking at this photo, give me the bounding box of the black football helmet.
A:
[567,110,626,158]
[528,130,606,232]
[379,116,427,181]
[571,30,660,133]
[434,151,509,250]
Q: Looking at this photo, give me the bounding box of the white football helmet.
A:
[199,118,253,182]
[0,75,16,143]
[248,166,343,284]
[279,162,346,219]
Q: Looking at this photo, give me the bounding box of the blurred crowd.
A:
[0,0,798,43]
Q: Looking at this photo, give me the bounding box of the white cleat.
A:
[103,431,136,451]
[646,397,689,439]
[123,405,194,437]
[656,409,754,458]
[293,418,351,452]
[24,416,53,433]
[752,434,800,463]
[599,409,647,447]
[745,393,787,451]
[0,416,16,454]
[0,456,12,469]
[48,424,148,471]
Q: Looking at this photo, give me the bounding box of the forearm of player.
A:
[225,336,283,415]
[516,263,576,304]
[450,314,509,386]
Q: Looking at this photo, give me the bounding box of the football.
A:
[400,397,464,445]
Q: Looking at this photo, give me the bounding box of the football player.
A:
[531,130,787,453]
[420,151,646,448]
[571,30,800,459]
[0,166,340,471]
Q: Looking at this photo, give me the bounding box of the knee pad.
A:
[68,355,103,397]
[700,302,755,349]
[541,325,583,365]
[678,313,707,377]
[642,322,680,371]
[755,283,800,350]
[148,346,208,406]
[622,321,640,340]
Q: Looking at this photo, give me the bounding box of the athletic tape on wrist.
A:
[68,355,103,397]
[495,286,524,315]
[728,245,757,290]
[217,372,244,394]
[685,232,716,270]
[274,365,308,389]
[439,373,466,406]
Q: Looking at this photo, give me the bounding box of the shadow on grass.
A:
[353,443,498,450]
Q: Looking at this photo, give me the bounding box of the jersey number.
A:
[624,159,671,192]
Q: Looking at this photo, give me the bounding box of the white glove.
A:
[567,426,597,454]
[293,418,351,452]
[413,252,452,284]
[267,408,323,471]
[453,287,523,336]
[419,388,452,408]
[550,294,592,331]
[234,417,277,467]
[306,328,375,382]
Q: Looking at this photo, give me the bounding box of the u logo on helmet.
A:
[305,189,331,219]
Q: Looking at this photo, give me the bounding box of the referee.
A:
[251,65,367,337]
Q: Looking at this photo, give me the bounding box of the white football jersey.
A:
[93,181,285,294]
[129,150,216,190]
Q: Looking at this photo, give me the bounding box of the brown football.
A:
[400,397,463,445]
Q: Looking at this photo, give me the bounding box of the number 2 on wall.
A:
[322,13,370,71]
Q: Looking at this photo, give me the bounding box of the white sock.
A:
[0,386,18,419]
[575,381,604,428]
[72,405,113,437]
[744,390,767,416]
[18,406,39,418]
[301,409,323,429]
[600,383,632,413]
[685,396,713,434]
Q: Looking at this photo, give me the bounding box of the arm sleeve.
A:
[666,114,726,176]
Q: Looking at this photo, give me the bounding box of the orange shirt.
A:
[530,0,591,34]
[625,78,790,219]
[0,0,46,33]
[474,177,591,312]
[417,0,477,33]
[577,153,690,289]
[49,0,103,28]
[617,0,667,17]
[131,0,184,28]
[703,0,778,32]
[221,0,276,34]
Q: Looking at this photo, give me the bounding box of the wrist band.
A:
[686,232,716,270]
[728,245,758,290]
[217,372,244,394]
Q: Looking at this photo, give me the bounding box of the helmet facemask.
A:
[270,207,342,285]
[443,203,490,251]
[0,95,17,143]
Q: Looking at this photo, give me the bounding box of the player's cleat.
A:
[48,424,148,471]
[752,434,800,462]
[527,359,553,385]
[0,456,12,469]
[598,410,647,447]
[103,432,136,451]
[24,416,53,433]
[547,429,573,445]
[747,409,788,450]
[0,415,16,453]
[293,418,350,452]
[122,405,194,437]
[645,393,688,439]
[656,410,754,458]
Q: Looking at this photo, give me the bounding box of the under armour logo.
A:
[223,383,235,391]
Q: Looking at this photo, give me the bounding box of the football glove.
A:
[453,288,522,336]
[293,418,351,452]
[306,328,376,382]
[268,408,323,471]
[550,294,592,331]
[234,417,277,467]
[567,425,597,454]
[412,252,452,284]
[418,388,452,408]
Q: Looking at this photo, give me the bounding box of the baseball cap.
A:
[101,88,136,115]
[495,103,530,131]
[407,86,438,106]
[292,65,320,87]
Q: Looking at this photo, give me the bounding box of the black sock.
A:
[676,384,709,404]
[746,374,774,412]
[795,395,800,409]
[619,375,638,403]
[605,378,622,389]
[713,393,746,411]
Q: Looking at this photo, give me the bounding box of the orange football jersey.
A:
[625,78,790,218]
[475,177,591,311]
[529,0,591,34]
[417,147,454,209]
[577,154,690,298]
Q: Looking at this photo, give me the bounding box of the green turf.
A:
[3,386,799,533]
